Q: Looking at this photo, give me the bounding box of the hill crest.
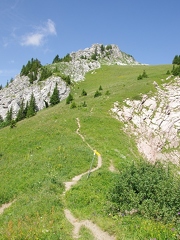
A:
[0,43,139,120]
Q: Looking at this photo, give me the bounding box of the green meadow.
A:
[0,64,179,239]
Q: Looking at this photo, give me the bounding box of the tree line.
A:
[171,55,180,76]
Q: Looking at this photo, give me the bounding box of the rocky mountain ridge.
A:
[52,43,140,82]
[112,76,180,164]
[0,43,139,120]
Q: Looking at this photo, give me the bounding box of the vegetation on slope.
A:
[1,64,180,239]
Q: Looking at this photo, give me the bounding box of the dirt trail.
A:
[63,118,115,240]
[0,200,15,214]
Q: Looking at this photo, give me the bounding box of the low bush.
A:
[108,160,180,224]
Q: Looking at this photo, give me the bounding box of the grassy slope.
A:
[0,64,177,239]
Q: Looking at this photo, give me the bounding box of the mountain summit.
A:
[0,44,139,120]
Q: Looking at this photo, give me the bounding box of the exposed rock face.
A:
[0,43,139,120]
[53,43,140,82]
[0,75,70,119]
[112,77,180,164]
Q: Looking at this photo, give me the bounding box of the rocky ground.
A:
[112,76,180,164]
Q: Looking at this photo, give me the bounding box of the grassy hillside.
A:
[1,64,178,239]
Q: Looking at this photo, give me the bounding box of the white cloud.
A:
[20,19,56,47]
[46,19,57,35]
[21,33,44,46]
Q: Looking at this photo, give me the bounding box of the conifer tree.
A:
[66,93,73,104]
[52,54,60,63]
[16,99,25,122]
[26,93,36,117]
[50,83,60,106]
[81,89,87,96]
[0,115,3,123]
[6,106,13,123]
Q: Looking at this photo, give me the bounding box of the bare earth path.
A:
[0,200,15,215]
[63,118,115,240]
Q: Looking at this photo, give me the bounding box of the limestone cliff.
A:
[112,76,180,164]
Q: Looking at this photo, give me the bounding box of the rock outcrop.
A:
[52,43,140,82]
[0,75,70,119]
[112,76,180,164]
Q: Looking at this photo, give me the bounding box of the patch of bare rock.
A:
[112,77,180,164]
[0,75,70,119]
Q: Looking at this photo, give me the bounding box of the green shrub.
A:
[171,65,180,76]
[137,70,148,80]
[99,85,103,91]
[106,45,112,50]
[82,101,87,107]
[108,160,180,223]
[105,90,110,96]
[81,89,87,96]
[94,90,102,98]
[66,93,73,104]
[70,101,77,109]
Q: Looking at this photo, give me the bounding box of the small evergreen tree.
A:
[0,115,3,123]
[10,120,16,128]
[137,74,142,80]
[16,99,26,122]
[70,101,77,109]
[6,106,13,123]
[142,70,148,78]
[99,85,103,91]
[172,55,180,65]
[26,93,36,117]
[66,93,73,104]
[50,83,60,106]
[52,54,61,63]
[82,101,87,107]
[101,44,105,53]
[81,89,87,96]
[94,90,102,98]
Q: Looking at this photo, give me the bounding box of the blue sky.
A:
[0,0,180,86]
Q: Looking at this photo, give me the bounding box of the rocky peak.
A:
[0,43,139,120]
[54,43,140,82]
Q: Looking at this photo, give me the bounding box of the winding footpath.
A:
[63,118,115,239]
[0,118,115,239]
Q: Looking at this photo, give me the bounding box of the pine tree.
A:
[26,93,36,117]
[50,83,60,106]
[66,93,73,104]
[81,89,87,96]
[0,115,3,123]
[16,99,26,122]
[172,55,180,65]
[52,54,60,63]
[6,106,13,123]
[99,85,103,91]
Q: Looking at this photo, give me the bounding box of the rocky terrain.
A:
[0,75,70,119]
[52,43,140,82]
[112,76,180,164]
[0,43,139,120]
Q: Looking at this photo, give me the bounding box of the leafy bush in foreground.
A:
[108,160,180,223]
